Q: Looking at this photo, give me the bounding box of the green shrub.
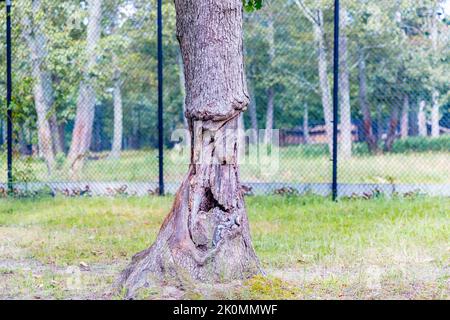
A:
[391,136,450,153]
[352,136,450,155]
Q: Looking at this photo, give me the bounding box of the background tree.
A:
[67,0,103,175]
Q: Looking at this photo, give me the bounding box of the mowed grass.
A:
[0,195,448,299]
[1,148,449,184]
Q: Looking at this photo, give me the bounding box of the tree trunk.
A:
[19,124,30,156]
[431,91,440,138]
[264,15,275,145]
[384,101,400,152]
[418,100,427,137]
[376,104,383,141]
[67,0,103,175]
[313,9,333,155]
[117,0,261,298]
[357,49,378,153]
[338,7,352,158]
[400,93,409,139]
[49,114,64,154]
[294,2,332,153]
[264,87,274,144]
[109,55,123,159]
[303,103,310,144]
[429,6,440,139]
[248,81,258,144]
[21,0,55,173]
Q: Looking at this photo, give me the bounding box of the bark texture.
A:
[117,0,261,299]
[67,0,103,175]
[177,50,189,130]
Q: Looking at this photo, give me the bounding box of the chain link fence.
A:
[0,0,449,198]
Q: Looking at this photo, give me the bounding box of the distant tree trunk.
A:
[248,81,258,143]
[67,0,103,175]
[118,0,261,298]
[400,93,409,139]
[357,49,378,153]
[264,15,275,145]
[376,104,383,141]
[49,115,64,154]
[294,2,333,153]
[339,7,352,158]
[303,103,310,144]
[430,6,440,138]
[264,87,274,144]
[418,100,427,137]
[130,107,141,149]
[384,100,400,152]
[109,56,123,159]
[21,0,55,173]
[431,91,440,138]
[19,124,30,156]
[313,10,333,154]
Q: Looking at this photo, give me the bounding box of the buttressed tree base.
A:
[117,0,261,298]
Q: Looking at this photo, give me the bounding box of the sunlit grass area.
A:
[0,195,448,299]
[1,148,449,184]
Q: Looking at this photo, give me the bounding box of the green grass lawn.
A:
[0,195,448,299]
[2,148,449,184]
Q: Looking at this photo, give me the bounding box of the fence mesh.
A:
[0,0,449,197]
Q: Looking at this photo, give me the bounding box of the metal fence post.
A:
[157,0,165,196]
[6,0,13,194]
[332,0,339,201]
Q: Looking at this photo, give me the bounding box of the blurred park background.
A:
[0,0,448,197]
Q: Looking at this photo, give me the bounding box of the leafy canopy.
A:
[243,0,263,12]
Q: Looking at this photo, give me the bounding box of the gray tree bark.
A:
[384,100,400,152]
[430,5,440,138]
[109,54,123,159]
[67,0,103,175]
[303,103,310,144]
[177,50,189,130]
[21,0,55,173]
[264,14,275,145]
[431,88,440,138]
[312,9,333,154]
[294,1,333,154]
[117,0,261,298]
[247,81,258,143]
[400,93,409,139]
[418,100,427,137]
[357,49,378,153]
[376,104,383,141]
[338,6,352,158]
[49,114,64,154]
